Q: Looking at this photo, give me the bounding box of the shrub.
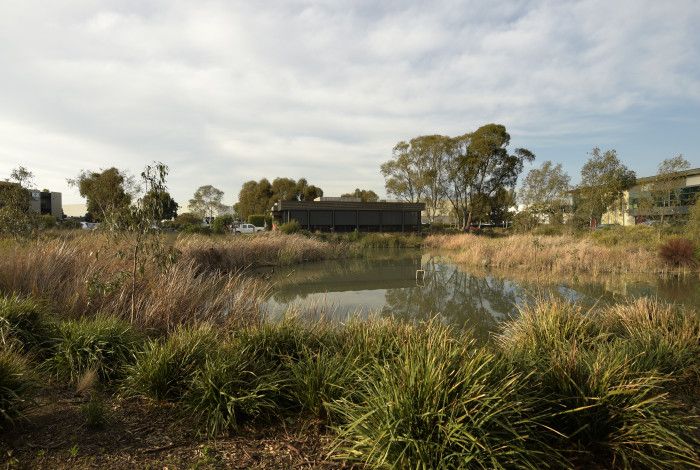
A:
[184,343,284,435]
[247,214,271,229]
[211,215,234,234]
[330,325,557,469]
[124,325,219,401]
[46,316,143,383]
[0,347,35,430]
[512,210,539,233]
[58,218,82,230]
[81,393,109,429]
[279,220,300,234]
[0,295,55,353]
[287,346,363,421]
[658,237,696,267]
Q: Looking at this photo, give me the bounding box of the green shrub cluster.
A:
[279,220,300,234]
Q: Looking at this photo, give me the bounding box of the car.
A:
[234,223,265,234]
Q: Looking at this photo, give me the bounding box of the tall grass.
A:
[0,234,267,331]
[426,233,664,275]
[0,295,55,353]
[45,316,143,383]
[177,232,352,270]
[0,347,35,429]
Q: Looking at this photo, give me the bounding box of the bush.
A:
[46,316,143,383]
[211,215,234,234]
[247,214,271,229]
[184,342,284,435]
[512,211,539,233]
[279,220,300,234]
[173,212,202,228]
[124,325,219,401]
[59,218,82,230]
[0,295,55,353]
[658,237,696,267]
[0,347,35,430]
[38,214,57,230]
[330,325,557,469]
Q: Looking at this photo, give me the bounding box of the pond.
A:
[260,250,700,338]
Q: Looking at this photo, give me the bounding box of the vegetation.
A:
[340,188,379,202]
[425,233,666,275]
[188,185,226,220]
[1,293,698,468]
[235,177,323,220]
[68,167,135,221]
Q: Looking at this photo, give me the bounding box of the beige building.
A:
[602,167,700,225]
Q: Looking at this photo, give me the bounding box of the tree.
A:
[0,181,34,237]
[188,185,226,220]
[69,168,135,222]
[577,148,636,227]
[235,177,324,220]
[142,190,179,220]
[9,166,34,188]
[341,188,380,202]
[460,124,534,228]
[381,142,424,203]
[649,155,691,225]
[519,161,571,224]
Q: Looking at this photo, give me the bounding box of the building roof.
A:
[635,167,700,185]
[272,200,425,211]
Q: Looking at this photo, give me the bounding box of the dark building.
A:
[271,197,425,232]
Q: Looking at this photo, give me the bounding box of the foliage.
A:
[247,214,271,228]
[0,347,35,430]
[183,342,284,435]
[340,188,379,202]
[38,214,57,230]
[658,237,696,267]
[46,316,143,383]
[279,220,300,234]
[639,155,692,226]
[173,212,202,228]
[124,325,219,401]
[235,177,323,220]
[0,295,55,353]
[0,181,35,238]
[520,160,571,221]
[211,214,234,234]
[188,185,226,220]
[8,166,34,188]
[141,189,179,220]
[576,148,636,224]
[69,167,134,222]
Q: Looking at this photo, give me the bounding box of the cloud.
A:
[0,0,698,205]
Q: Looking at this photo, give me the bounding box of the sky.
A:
[1,0,699,208]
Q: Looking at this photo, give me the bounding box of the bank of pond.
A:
[1,294,699,468]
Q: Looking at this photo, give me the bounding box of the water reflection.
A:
[261,251,700,338]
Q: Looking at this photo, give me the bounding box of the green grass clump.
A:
[184,342,284,435]
[0,347,35,429]
[124,324,219,401]
[603,297,700,380]
[0,295,55,353]
[330,324,556,469]
[46,316,143,383]
[287,346,363,421]
[497,299,700,468]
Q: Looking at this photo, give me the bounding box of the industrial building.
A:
[0,182,62,219]
[271,197,424,232]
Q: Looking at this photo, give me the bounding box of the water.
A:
[260,250,700,337]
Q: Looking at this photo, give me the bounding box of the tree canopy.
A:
[235,177,323,220]
[69,167,135,221]
[577,148,636,224]
[188,185,226,220]
[520,161,571,222]
[341,188,379,202]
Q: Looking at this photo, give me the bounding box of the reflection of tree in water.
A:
[382,256,523,338]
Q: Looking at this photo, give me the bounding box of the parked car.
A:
[234,223,264,234]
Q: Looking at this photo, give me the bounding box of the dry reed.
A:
[0,234,268,331]
[425,233,666,275]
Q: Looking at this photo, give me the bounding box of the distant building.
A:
[602,167,700,225]
[0,182,62,219]
[271,197,424,232]
[29,189,62,219]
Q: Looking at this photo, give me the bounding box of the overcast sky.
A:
[1,0,699,207]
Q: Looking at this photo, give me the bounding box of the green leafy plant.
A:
[0,347,35,430]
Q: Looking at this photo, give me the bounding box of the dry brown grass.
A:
[0,234,268,331]
[425,233,669,275]
[176,232,353,271]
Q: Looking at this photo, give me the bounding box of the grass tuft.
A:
[0,295,56,353]
[0,347,35,430]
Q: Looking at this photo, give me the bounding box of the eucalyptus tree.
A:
[341,188,380,202]
[189,185,226,221]
[69,167,136,221]
[520,161,571,224]
[578,148,636,226]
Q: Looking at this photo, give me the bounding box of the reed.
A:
[426,233,664,275]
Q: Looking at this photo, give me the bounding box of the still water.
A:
[261,251,700,337]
